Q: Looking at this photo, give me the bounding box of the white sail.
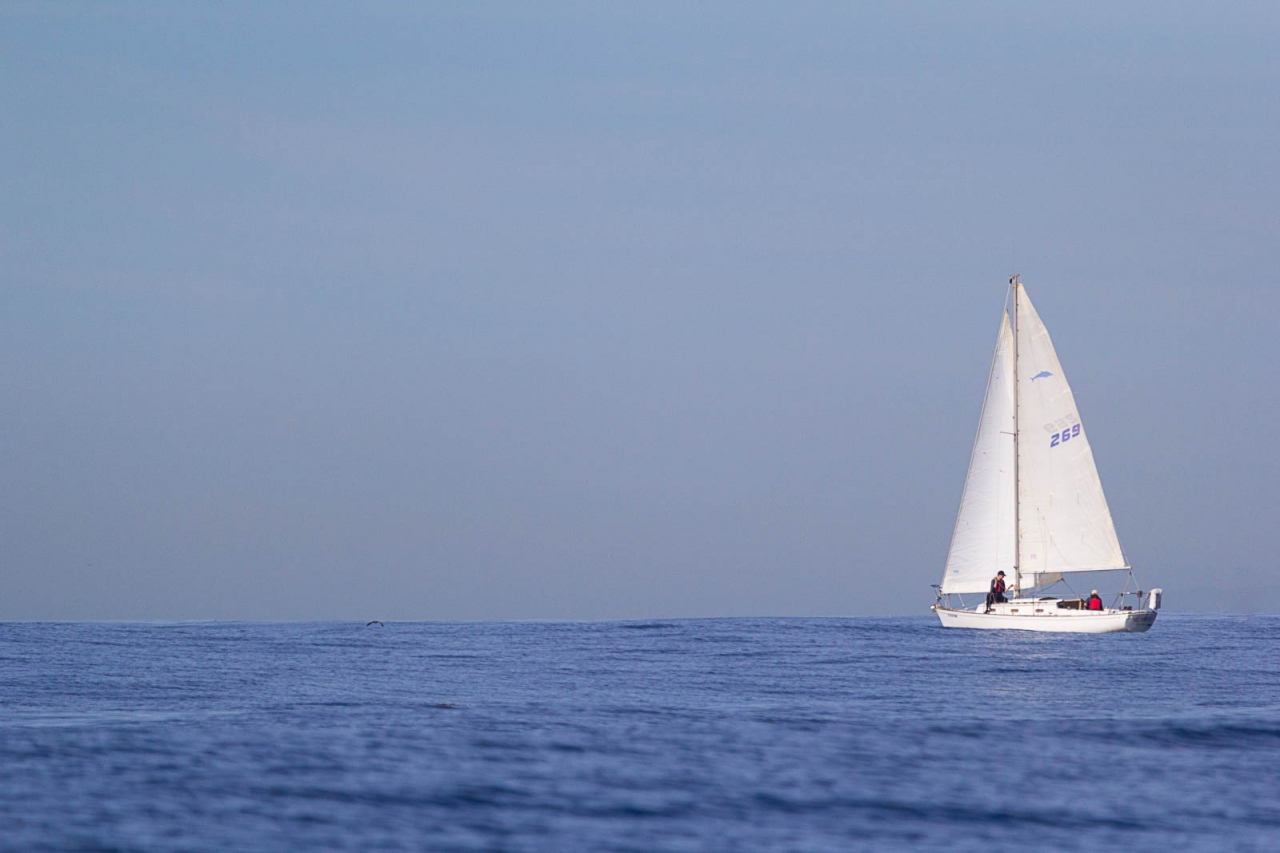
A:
[941,312,1016,594]
[1015,286,1127,583]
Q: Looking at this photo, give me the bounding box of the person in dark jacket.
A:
[985,571,1008,612]
[1087,590,1104,611]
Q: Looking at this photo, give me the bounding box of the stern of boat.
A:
[1123,608,1158,632]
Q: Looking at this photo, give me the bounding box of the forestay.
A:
[941,313,1016,594]
[1015,288,1127,583]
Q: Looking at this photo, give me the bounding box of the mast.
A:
[1011,275,1021,593]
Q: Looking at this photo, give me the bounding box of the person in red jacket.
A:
[1087,590,1104,611]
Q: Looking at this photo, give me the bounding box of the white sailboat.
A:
[932,277,1161,632]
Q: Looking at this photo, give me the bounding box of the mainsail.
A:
[940,282,1127,596]
[1015,286,1127,584]
[941,313,1016,594]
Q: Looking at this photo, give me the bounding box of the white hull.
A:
[932,603,1157,633]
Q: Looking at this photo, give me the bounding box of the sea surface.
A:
[1,614,1277,852]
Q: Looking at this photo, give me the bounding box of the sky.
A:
[1,2,1277,620]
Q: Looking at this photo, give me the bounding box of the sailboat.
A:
[932,276,1161,632]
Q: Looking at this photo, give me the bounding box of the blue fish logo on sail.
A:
[1030,371,1053,382]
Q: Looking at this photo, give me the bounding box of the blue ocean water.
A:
[1,615,1277,852]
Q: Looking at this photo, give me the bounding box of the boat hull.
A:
[932,604,1157,633]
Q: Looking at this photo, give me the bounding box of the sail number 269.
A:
[1050,424,1081,447]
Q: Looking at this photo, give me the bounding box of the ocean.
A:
[1,614,1276,852]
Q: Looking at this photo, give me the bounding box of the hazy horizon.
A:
[3,2,1277,620]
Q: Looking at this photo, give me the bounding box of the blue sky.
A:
[2,2,1277,618]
